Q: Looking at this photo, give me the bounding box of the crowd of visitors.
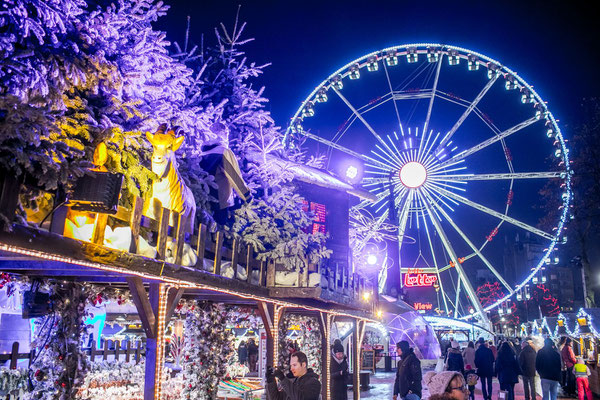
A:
[263,335,593,400]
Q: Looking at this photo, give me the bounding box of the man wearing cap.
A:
[393,340,422,400]
[331,340,349,400]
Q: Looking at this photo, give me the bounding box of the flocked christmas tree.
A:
[181,302,233,399]
[29,282,91,400]
[173,13,331,269]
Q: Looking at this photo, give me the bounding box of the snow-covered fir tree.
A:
[29,282,91,400]
[181,302,233,399]
[175,15,331,269]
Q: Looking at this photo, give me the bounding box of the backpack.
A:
[467,372,479,386]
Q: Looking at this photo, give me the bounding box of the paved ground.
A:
[352,369,575,399]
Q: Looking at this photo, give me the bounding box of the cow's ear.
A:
[146,132,154,145]
[172,136,185,151]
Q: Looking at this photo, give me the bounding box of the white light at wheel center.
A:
[399,162,427,188]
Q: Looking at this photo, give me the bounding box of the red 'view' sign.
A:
[404,273,437,287]
[414,302,433,310]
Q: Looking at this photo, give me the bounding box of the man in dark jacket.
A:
[331,341,349,400]
[266,351,321,400]
[519,338,537,400]
[393,340,422,400]
[536,338,561,400]
[445,345,465,373]
[474,338,494,400]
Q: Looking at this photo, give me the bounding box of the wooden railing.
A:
[0,175,375,306]
[0,341,145,368]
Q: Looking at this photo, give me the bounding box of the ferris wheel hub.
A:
[399,161,427,188]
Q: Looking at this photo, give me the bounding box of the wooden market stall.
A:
[571,308,600,396]
[0,161,379,400]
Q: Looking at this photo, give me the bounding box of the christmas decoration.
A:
[181,302,234,399]
[278,313,322,375]
[76,361,183,400]
[29,282,91,399]
[0,368,28,397]
[173,15,331,269]
[476,282,519,326]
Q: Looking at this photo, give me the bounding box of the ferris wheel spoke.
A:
[396,190,414,287]
[423,56,444,137]
[426,192,514,294]
[421,203,449,315]
[420,192,489,323]
[431,116,541,172]
[332,87,388,148]
[454,278,462,319]
[438,75,499,149]
[382,61,403,131]
[301,129,392,171]
[429,171,563,182]
[435,186,555,240]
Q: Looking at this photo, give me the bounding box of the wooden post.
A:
[91,213,108,245]
[129,196,143,253]
[126,341,132,363]
[231,237,239,278]
[246,245,253,284]
[157,208,170,260]
[195,223,207,269]
[135,342,142,364]
[213,231,223,275]
[103,340,109,361]
[90,341,97,363]
[318,313,332,400]
[9,342,18,369]
[352,318,362,400]
[266,260,276,287]
[143,283,161,400]
[257,301,275,368]
[174,213,187,266]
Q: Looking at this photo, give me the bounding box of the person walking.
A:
[496,341,523,400]
[574,357,593,400]
[536,338,562,400]
[331,341,348,400]
[247,338,258,372]
[558,337,568,389]
[474,338,494,400]
[446,343,465,373]
[238,340,248,365]
[489,341,498,360]
[462,342,476,371]
[393,340,422,400]
[519,338,538,400]
[266,351,321,400]
[561,338,577,396]
[464,364,478,400]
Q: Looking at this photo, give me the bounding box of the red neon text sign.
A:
[404,273,437,287]
[413,302,433,311]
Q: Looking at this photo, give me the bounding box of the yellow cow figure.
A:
[144,124,196,233]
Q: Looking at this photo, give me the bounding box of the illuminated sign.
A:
[404,272,438,287]
[413,302,433,311]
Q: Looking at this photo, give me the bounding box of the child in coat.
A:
[574,358,593,400]
[464,364,478,400]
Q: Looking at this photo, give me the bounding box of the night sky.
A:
[157,0,600,127]
[156,1,599,310]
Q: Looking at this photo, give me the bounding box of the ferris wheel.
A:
[285,44,572,324]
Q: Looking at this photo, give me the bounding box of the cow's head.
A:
[146,124,185,177]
